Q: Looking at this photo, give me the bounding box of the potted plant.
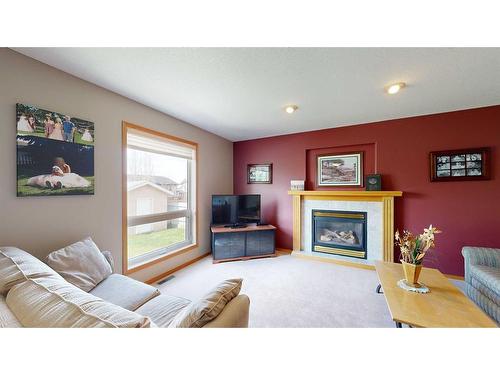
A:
[395,225,441,286]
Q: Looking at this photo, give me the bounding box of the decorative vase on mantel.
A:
[402,261,423,286]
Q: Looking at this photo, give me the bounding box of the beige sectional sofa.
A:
[0,246,250,328]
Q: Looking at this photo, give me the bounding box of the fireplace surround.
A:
[288,190,402,266]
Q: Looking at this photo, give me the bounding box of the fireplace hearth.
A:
[312,210,367,259]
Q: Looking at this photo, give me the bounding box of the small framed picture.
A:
[430,148,490,182]
[290,180,305,191]
[247,163,272,184]
[317,152,363,187]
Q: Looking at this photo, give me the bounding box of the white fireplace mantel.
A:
[288,190,403,267]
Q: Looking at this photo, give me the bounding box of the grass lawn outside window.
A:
[127,227,185,259]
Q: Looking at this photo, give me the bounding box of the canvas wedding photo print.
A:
[16,103,95,197]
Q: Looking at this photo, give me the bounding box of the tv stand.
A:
[223,223,248,229]
[210,224,276,263]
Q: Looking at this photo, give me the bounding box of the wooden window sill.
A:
[124,242,198,275]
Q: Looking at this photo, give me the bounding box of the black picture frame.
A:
[430,147,490,182]
[247,163,273,184]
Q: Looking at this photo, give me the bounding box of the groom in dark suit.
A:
[62,115,76,142]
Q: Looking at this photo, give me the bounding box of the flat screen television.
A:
[211,195,261,225]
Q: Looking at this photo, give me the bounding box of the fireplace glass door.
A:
[312,210,367,259]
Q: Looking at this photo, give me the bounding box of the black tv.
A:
[211,195,261,225]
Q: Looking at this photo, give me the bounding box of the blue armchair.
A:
[462,246,500,324]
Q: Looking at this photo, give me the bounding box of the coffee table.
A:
[374,261,497,328]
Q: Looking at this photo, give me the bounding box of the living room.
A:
[1,1,499,374]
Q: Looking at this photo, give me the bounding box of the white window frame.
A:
[122,122,198,274]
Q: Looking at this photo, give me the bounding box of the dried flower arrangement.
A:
[395,225,442,265]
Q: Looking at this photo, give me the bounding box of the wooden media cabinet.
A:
[210,224,276,263]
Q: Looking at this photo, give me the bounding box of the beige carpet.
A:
[156,252,465,328]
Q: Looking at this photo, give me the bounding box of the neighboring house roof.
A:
[177,178,187,192]
[127,180,175,196]
[129,174,178,186]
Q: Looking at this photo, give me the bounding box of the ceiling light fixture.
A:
[285,105,298,114]
[386,82,406,95]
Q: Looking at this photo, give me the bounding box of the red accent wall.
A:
[233,105,500,276]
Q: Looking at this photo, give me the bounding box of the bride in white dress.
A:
[57,168,91,188]
[17,114,34,132]
[48,117,64,141]
[81,128,93,142]
[27,169,62,189]
[27,166,90,189]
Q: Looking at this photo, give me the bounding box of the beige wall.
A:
[0,48,233,282]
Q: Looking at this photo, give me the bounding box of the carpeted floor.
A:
[156,252,465,328]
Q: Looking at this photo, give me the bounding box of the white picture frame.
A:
[317,153,362,186]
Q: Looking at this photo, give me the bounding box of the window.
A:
[123,122,197,273]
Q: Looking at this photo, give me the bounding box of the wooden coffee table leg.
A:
[376,284,383,294]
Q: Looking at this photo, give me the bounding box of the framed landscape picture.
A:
[16,103,95,197]
[247,163,272,184]
[430,147,490,182]
[317,152,363,187]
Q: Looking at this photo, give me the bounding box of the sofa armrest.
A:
[202,294,250,328]
[462,247,500,283]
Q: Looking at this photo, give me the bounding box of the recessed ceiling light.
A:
[285,105,298,114]
[386,82,406,95]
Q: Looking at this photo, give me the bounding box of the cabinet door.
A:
[213,232,246,260]
[245,230,275,256]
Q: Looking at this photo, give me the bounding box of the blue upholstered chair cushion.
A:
[90,274,160,311]
[470,265,500,303]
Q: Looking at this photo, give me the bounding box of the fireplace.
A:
[312,210,367,259]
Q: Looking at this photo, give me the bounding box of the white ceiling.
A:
[13,48,500,141]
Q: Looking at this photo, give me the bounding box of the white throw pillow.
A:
[6,277,152,328]
[0,247,63,295]
[169,278,243,328]
[46,237,112,292]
